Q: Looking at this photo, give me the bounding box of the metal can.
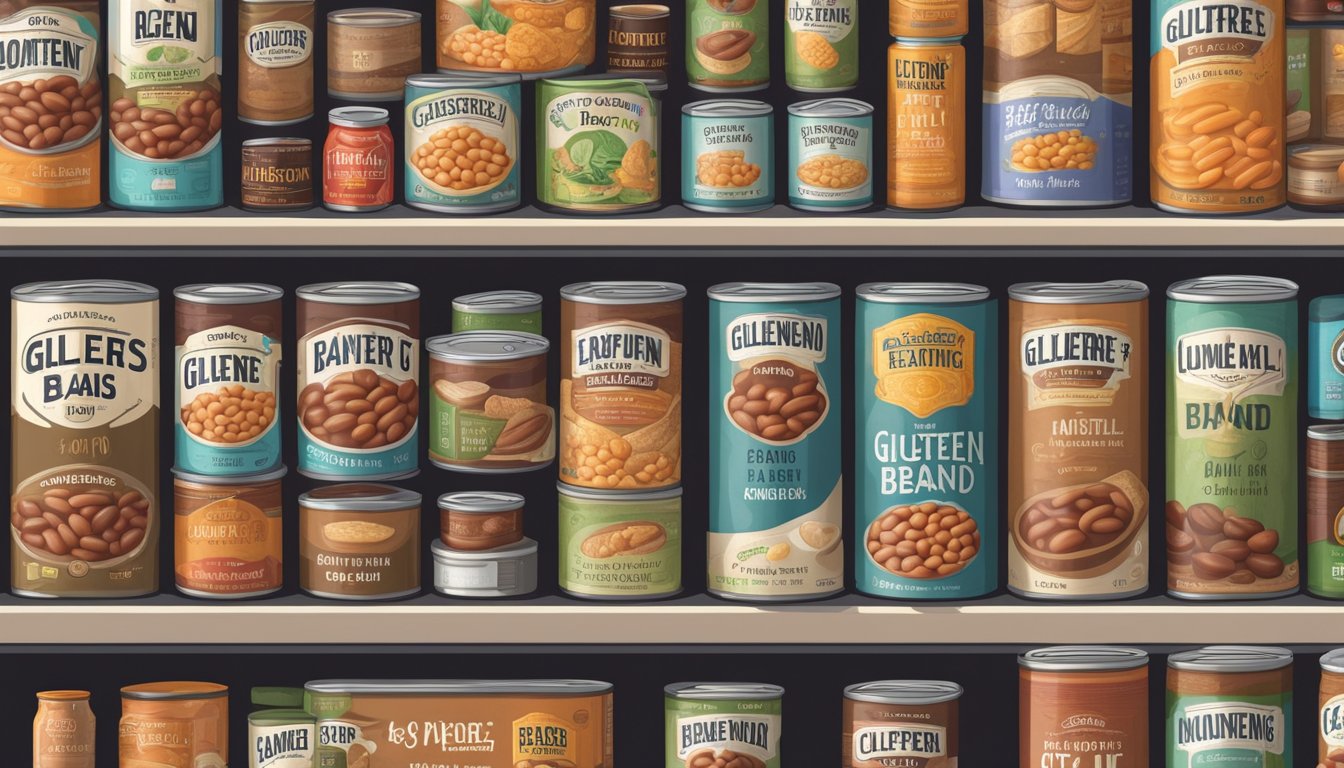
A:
[1309,425,1344,599]
[842,681,961,768]
[1312,294,1344,419]
[784,0,859,92]
[34,690,95,768]
[891,0,968,38]
[238,0,315,126]
[1288,144,1344,211]
[323,107,394,212]
[856,283,997,600]
[436,0,597,78]
[327,9,420,101]
[608,4,670,73]
[173,467,285,599]
[665,683,783,768]
[404,73,522,214]
[296,282,420,481]
[682,99,775,213]
[1288,28,1312,143]
[248,688,315,768]
[1020,647,1149,768]
[241,138,314,211]
[438,491,525,550]
[426,332,554,474]
[12,280,160,598]
[888,38,966,210]
[1008,281,1150,600]
[431,536,539,598]
[558,483,682,600]
[298,483,421,600]
[687,0,770,92]
[1166,646,1293,767]
[559,281,685,492]
[1321,649,1344,767]
[452,290,543,333]
[708,282,843,602]
[119,682,228,768]
[1167,276,1299,599]
[788,98,873,212]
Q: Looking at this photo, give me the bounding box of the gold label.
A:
[872,313,975,418]
[513,712,578,765]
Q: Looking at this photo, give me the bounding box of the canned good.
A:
[438,491,525,550]
[537,73,665,213]
[558,483,682,600]
[784,0,859,92]
[404,73,522,214]
[452,290,543,333]
[1289,145,1344,211]
[119,683,228,768]
[324,107,394,212]
[1312,424,1344,473]
[1167,277,1299,599]
[0,3,101,212]
[1166,646,1293,767]
[34,691,95,768]
[430,536,539,597]
[609,4,670,73]
[296,282,420,481]
[1288,28,1313,142]
[12,280,160,598]
[427,332,553,473]
[1151,0,1285,213]
[238,0,315,126]
[1020,647,1149,768]
[241,138,314,211]
[298,484,421,600]
[436,0,597,78]
[708,282,843,602]
[1321,649,1344,767]
[687,0,771,92]
[1292,0,1344,19]
[173,467,286,599]
[1008,281,1150,600]
[888,38,965,210]
[856,283,997,599]
[1324,29,1344,141]
[1309,425,1344,599]
[1312,295,1344,419]
[665,683,783,768]
[327,9,420,101]
[788,98,873,211]
[248,688,315,768]
[891,0,968,38]
[559,281,685,491]
[681,99,775,213]
[175,283,284,475]
[842,681,961,767]
[108,0,223,211]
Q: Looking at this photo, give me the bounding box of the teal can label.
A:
[682,100,774,212]
[404,75,521,213]
[856,284,997,599]
[1310,295,1344,420]
[787,98,873,211]
[708,282,843,600]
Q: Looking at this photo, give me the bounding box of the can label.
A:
[682,113,773,209]
[1310,296,1344,420]
[1309,469,1344,597]
[857,302,997,599]
[250,723,315,768]
[558,492,681,598]
[404,83,521,211]
[537,80,660,211]
[451,308,541,333]
[784,0,859,91]
[1167,694,1289,766]
[666,697,782,768]
[709,299,843,599]
[242,143,313,210]
[176,325,282,474]
[324,123,393,210]
[888,42,965,209]
[175,492,281,595]
[687,0,770,90]
[1323,693,1344,757]
[789,113,872,209]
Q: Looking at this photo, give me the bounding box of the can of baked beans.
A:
[856,283,997,600]
[172,467,285,599]
[323,106,394,212]
[1019,646,1148,768]
[891,0,968,38]
[1308,425,1344,599]
[241,138,314,211]
[1311,294,1344,420]
[709,282,844,602]
[1167,646,1292,767]
[888,37,966,210]
[298,483,421,600]
[1167,276,1298,599]
[843,681,962,767]
[784,0,859,93]
[608,4,670,73]
[681,99,775,213]
[404,73,522,214]
[1321,648,1344,766]
[665,683,784,768]
[452,290,543,333]
[558,483,682,600]
[12,280,160,598]
[788,98,873,212]
[687,0,770,92]
[238,0,315,126]
[1008,281,1150,600]
[296,282,420,481]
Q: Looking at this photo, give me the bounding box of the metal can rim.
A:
[406,72,522,89]
[121,681,228,700]
[1309,424,1344,442]
[241,137,312,148]
[1166,276,1299,303]
[425,331,549,361]
[787,98,874,118]
[437,491,526,513]
[1322,648,1344,674]
[173,283,284,304]
[1166,645,1293,672]
[664,682,785,700]
[328,106,391,128]
[557,481,683,502]
[857,282,990,303]
[453,290,544,315]
[682,99,774,118]
[296,281,420,304]
[561,281,687,304]
[431,536,538,560]
[305,677,609,695]
[13,280,158,303]
[298,483,422,511]
[1008,281,1149,304]
[172,465,289,485]
[1018,646,1149,671]
[327,8,420,26]
[843,680,963,704]
[708,281,843,302]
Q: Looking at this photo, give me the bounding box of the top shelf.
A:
[2,205,1341,250]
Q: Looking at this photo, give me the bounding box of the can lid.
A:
[788,98,874,118]
[708,282,842,302]
[453,290,543,314]
[174,283,284,304]
[241,137,312,148]
[1166,645,1293,672]
[1322,648,1344,674]
[406,72,522,89]
[327,8,420,25]
[856,282,990,303]
[121,682,228,700]
[558,481,683,502]
[425,331,549,361]
[664,682,785,700]
[328,106,390,128]
[1289,143,1344,163]
[36,690,91,701]
[1309,424,1344,442]
[561,281,686,304]
[13,280,158,303]
[431,536,538,560]
[611,4,671,18]
[544,71,668,93]
[1166,276,1299,303]
[1008,281,1149,304]
[437,491,526,513]
[843,680,963,705]
[298,483,422,512]
[682,99,774,118]
[297,281,420,304]
[1018,646,1149,671]
[172,465,289,485]
[252,686,306,708]
[305,678,608,695]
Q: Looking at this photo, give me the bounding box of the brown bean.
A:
[1186,503,1226,535]
[1048,528,1088,553]
[1223,516,1264,540]
[91,506,119,533]
[120,527,145,551]
[1246,529,1278,554]
[1192,552,1237,580]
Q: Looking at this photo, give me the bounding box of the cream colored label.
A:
[1289,164,1344,200]
[112,0,219,88]
[571,321,671,379]
[872,313,974,418]
[1020,323,1133,409]
[245,20,312,68]
[675,713,780,762]
[177,324,281,447]
[250,723,315,768]
[726,313,828,364]
[1174,328,1287,434]
[1324,694,1344,748]
[852,724,947,761]
[1008,517,1149,596]
[0,9,98,86]
[299,322,417,387]
[707,480,844,597]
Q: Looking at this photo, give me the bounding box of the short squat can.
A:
[788,98,873,212]
[404,73,522,214]
[665,683,783,768]
[682,100,774,213]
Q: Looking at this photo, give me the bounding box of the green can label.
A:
[687,0,770,91]
[784,0,858,92]
[666,696,782,768]
[537,77,661,211]
[451,308,541,333]
[1167,693,1290,766]
[558,490,681,598]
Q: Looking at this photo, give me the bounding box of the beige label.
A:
[112,0,219,88]
[872,313,975,418]
[1020,322,1133,409]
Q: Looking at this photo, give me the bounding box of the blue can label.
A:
[176,325,282,474]
[404,83,521,211]
[682,113,773,210]
[1310,295,1344,420]
[788,114,872,209]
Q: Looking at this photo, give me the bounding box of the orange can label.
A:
[174,492,282,597]
[888,40,966,209]
[890,0,969,38]
[324,122,394,210]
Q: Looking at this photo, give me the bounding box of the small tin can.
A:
[558,483,682,600]
[298,483,421,600]
[173,467,286,599]
[34,690,95,768]
[1167,646,1292,767]
[248,688,316,768]
[1020,647,1149,768]
[327,8,421,101]
[427,332,554,473]
[609,4,670,73]
[242,139,314,212]
[891,0,968,38]
[665,683,783,768]
[1309,425,1344,599]
[709,282,844,602]
[119,682,229,768]
[888,38,966,210]
[439,491,525,550]
[788,98,873,212]
[430,537,539,598]
[404,73,522,214]
[1167,277,1299,600]
[452,290,543,333]
[856,283,997,600]
[842,681,961,767]
[1289,145,1344,211]
[687,0,771,92]
[1321,649,1344,766]
[1312,294,1344,419]
[785,0,859,92]
[324,107,394,212]
[238,0,316,126]
[682,100,775,213]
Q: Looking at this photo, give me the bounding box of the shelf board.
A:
[1,205,1341,249]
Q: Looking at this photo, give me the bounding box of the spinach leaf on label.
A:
[480,0,513,34]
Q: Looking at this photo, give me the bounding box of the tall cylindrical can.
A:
[1167,276,1299,599]
[709,282,843,602]
[1311,295,1344,420]
[1322,649,1344,767]
[1166,646,1292,767]
[784,0,859,93]
[1309,425,1344,599]
[12,280,160,598]
[887,38,966,210]
[1020,647,1149,768]
[787,98,874,212]
[238,0,315,126]
[1008,281,1150,600]
[687,0,771,92]
[856,283,997,600]
[842,681,961,767]
[34,691,95,768]
[665,683,784,768]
